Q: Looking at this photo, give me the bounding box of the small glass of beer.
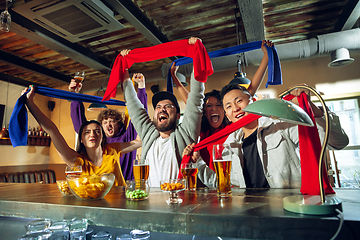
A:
[133,159,149,181]
[71,70,85,92]
[65,165,82,176]
[180,162,198,191]
[74,70,85,83]
[213,144,232,197]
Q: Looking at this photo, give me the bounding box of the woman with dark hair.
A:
[22,86,142,186]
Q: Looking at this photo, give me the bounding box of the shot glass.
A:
[18,230,52,240]
[213,144,232,197]
[130,229,150,240]
[116,234,131,240]
[91,231,112,240]
[25,219,51,234]
[69,218,88,240]
[49,220,69,240]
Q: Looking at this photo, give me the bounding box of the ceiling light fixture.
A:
[87,86,108,112]
[231,7,250,88]
[328,48,354,67]
[229,59,251,87]
[0,0,12,32]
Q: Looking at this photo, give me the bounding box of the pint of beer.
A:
[180,163,198,190]
[213,144,232,197]
[133,159,149,181]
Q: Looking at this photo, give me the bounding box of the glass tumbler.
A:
[69,219,88,240]
[25,219,51,234]
[49,220,70,240]
[18,230,52,240]
[91,231,112,240]
[130,229,150,240]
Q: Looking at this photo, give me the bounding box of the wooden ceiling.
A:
[0,0,358,89]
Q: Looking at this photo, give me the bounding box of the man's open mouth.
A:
[158,114,168,123]
[235,112,245,119]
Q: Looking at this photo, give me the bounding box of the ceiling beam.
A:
[106,0,169,45]
[0,49,71,84]
[237,0,265,42]
[0,72,46,87]
[106,0,176,61]
[334,0,360,31]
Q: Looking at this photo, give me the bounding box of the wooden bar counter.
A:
[0,183,359,239]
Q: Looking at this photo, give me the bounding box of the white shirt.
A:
[146,136,179,187]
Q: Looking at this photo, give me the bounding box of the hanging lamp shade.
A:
[229,59,251,88]
[87,86,108,111]
[87,103,108,112]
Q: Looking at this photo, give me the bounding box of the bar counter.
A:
[0,183,359,239]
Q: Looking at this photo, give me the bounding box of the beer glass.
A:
[180,162,198,191]
[133,159,149,181]
[74,71,85,83]
[65,166,82,176]
[213,144,232,197]
[71,71,85,92]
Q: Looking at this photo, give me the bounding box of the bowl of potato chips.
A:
[66,173,115,200]
[56,180,72,196]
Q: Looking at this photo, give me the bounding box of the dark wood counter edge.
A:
[0,183,359,239]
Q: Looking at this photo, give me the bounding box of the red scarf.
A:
[103,39,213,101]
[199,126,226,171]
[178,114,261,178]
[283,93,334,195]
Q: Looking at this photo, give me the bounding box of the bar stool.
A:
[0,173,7,182]
[46,169,56,183]
[42,171,50,184]
[24,172,35,183]
[17,172,25,183]
[34,171,43,183]
[28,171,36,183]
[7,173,16,183]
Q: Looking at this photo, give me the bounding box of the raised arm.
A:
[172,37,201,104]
[69,79,87,133]
[23,86,78,166]
[247,40,274,96]
[171,62,189,104]
[119,135,142,155]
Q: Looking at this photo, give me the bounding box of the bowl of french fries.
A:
[66,173,115,200]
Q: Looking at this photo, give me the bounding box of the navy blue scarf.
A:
[9,86,125,147]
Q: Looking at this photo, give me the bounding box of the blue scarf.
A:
[167,41,282,91]
[9,86,125,147]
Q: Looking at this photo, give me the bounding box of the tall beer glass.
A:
[213,144,232,197]
[133,159,149,181]
[181,162,198,190]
